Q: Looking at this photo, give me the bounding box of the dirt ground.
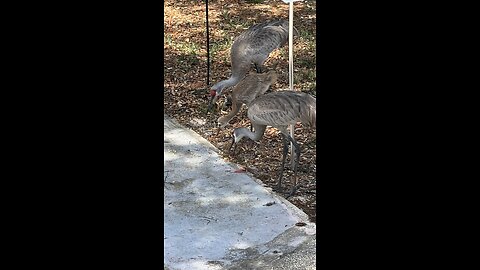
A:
[164,0,317,222]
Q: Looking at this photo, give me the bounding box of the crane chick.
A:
[217,70,278,128]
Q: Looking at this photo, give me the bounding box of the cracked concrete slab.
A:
[164,114,316,270]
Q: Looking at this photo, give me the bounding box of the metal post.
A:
[288,0,295,169]
[288,1,294,91]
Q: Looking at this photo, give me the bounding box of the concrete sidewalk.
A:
[164,114,316,270]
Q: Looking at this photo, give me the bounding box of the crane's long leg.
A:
[285,135,301,198]
[289,124,295,170]
[275,133,289,192]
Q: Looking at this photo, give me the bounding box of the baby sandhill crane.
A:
[217,70,278,128]
[208,20,298,110]
[229,91,316,197]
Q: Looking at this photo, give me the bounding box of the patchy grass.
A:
[165,34,202,57]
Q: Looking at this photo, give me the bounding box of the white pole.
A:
[288,0,295,169]
[289,1,294,90]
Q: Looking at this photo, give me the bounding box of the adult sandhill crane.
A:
[229,91,316,197]
[208,19,298,110]
[217,70,278,128]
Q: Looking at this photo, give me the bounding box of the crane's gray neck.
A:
[234,124,267,143]
[212,75,243,95]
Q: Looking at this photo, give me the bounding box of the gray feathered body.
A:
[230,20,290,80]
[248,91,316,130]
[212,20,296,95]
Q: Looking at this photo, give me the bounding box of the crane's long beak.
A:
[207,96,215,112]
[207,90,218,112]
[228,136,237,155]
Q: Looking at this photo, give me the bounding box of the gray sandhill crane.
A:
[217,70,278,128]
[229,91,316,197]
[208,20,298,110]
